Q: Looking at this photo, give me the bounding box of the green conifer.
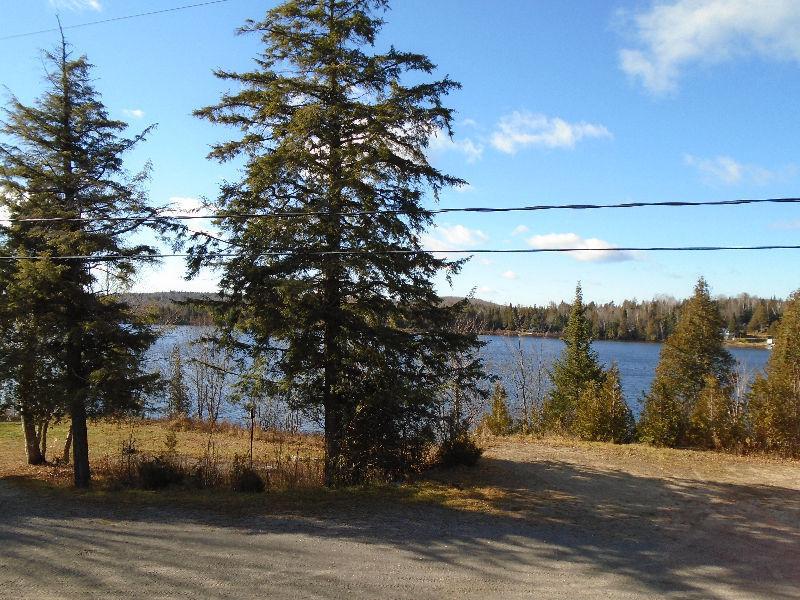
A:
[166,347,191,419]
[749,290,800,456]
[543,284,604,432]
[483,383,513,436]
[191,0,483,485]
[640,278,735,447]
[687,375,742,450]
[574,364,635,444]
[0,34,167,486]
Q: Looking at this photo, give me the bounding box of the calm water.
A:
[481,336,770,416]
[149,328,771,420]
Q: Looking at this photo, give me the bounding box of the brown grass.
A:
[4,421,796,518]
[0,418,324,489]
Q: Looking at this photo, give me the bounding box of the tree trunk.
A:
[37,420,49,461]
[70,396,90,488]
[323,314,342,487]
[21,412,44,465]
[62,426,73,464]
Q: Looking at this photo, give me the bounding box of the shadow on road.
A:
[1,455,799,599]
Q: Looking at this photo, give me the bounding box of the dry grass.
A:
[0,418,324,490]
[3,421,797,518]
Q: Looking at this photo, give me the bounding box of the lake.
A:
[149,328,771,421]
[480,336,770,416]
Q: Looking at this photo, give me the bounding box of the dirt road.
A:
[1,439,798,599]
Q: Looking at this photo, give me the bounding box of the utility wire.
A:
[0,0,237,42]
[3,196,800,224]
[1,245,799,261]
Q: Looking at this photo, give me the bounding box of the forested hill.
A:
[121,291,784,341]
[118,292,216,326]
[444,294,785,342]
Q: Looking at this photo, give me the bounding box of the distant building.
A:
[766,338,774,349]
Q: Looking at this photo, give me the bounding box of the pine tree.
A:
[574,364,635,444]
[639,278,735,447]
[191,0,483,485]
[749,290,800,456]
[0,259,68,464]
[543,284,604,432]
[0,33,167,486]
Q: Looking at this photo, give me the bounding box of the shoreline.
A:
[480,330,771,349]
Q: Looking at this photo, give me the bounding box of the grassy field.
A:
[0,419,324,491]
[2,418,798,518]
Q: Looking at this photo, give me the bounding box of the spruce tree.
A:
[639,278,734,447]
[749,290,800,455]
[0,34,167,486]
[191,0,483,485]
[543,284,604,432]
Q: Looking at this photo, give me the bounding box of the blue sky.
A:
[1,0,799,304]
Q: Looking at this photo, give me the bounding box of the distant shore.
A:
[481,330,772,348]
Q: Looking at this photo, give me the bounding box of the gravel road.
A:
[2,440,798,599]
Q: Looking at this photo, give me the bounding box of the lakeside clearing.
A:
[2,420,798,598]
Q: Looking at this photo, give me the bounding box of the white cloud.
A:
[49,0,102,11]
[477,286,496,295]
[527,232,638,263]
[511,224,529,236]
[501,270,518,280]
[428,129,484,163]
[619,0,800,94]
[478,257,494,266]
[684,154,781,185]
[491,112,612,154]
[122,108,145,119]
[420,224,488,252]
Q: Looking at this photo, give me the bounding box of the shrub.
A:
[435,434,483,468]
[687,375,743,450]
[574,364,636,444]
[481,383,514,436]
[230,455,265,493]
[138,457,184,490]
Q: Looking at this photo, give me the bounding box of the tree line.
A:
[483,279,800,457]
[459,293,785,341]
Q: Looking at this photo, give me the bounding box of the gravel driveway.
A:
[1,440,798,599]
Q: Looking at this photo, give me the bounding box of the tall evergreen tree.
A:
[543,283,604,432]
[639,278,735,447]
[191,0,483,485]
[0,34,168,486]
[749,290,800,456]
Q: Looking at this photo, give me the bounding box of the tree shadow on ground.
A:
[1,456,799,599]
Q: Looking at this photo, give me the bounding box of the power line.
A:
[1,245,799,261]
[0,0,237,42]
[3,195,800,224]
